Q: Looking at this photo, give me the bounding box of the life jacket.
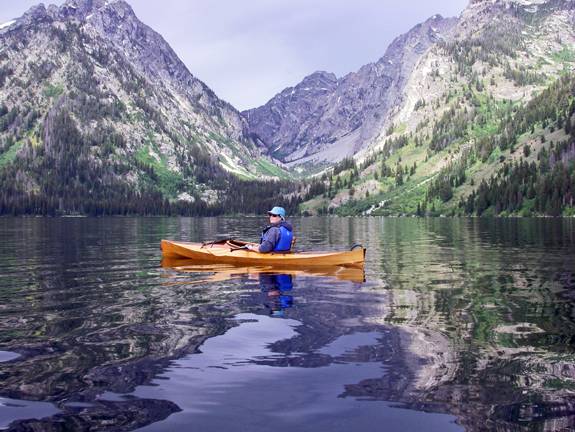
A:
[260,224,293,252]
[274,225,293,252]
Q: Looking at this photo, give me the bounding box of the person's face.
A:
[269,214,281,223]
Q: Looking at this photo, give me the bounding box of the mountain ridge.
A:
[296,0,575,216]
[244,13,459,168]
[0,0,295,215]
[1,0,573,216]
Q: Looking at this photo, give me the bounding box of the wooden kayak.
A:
[161,239,366,268]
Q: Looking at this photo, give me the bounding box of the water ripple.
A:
[0,217,574,431]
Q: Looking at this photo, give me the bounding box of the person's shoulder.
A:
[264,225,281,236]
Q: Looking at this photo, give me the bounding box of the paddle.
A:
[201,237,236,248]
[229,245,249,252]
[200,237,257,252]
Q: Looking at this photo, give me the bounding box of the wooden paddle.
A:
[201,237,237,248]
[228,240,260,252]
[229,245,249,252]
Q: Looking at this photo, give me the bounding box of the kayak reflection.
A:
[160,257,366,284]
[259,273,294,318]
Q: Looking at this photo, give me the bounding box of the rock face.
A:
[0,0,282,214]
[244,15,458,166]
[392,0,575,134]
[57,0,249,143]
[245,0,575,169]
[297,0,575,216]
[244,71,338,162]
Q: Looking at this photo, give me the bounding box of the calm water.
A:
[1,217,575,431]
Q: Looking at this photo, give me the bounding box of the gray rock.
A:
[244,15,458,166]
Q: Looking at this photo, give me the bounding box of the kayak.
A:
[161,240,365,268]
[161,239,366,268]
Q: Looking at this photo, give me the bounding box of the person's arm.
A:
[250,227,280,253]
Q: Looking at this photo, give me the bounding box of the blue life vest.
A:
[274,225,293,252]
[261,225,293,252]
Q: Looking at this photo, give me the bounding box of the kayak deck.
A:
[161,240,366,268]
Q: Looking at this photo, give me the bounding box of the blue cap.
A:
[267,206,286,219]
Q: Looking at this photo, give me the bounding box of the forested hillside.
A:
[0,0,294,216]
[300,0,575,217]
[1,0,574,217]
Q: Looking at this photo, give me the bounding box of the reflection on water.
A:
[127,314,461,432]
[0,217,574,431]
[258,273,294,317]
[0,397,60,429]
[160,259,367,283]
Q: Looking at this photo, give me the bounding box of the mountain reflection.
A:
[360,218,575,431]
[0,217,574,431]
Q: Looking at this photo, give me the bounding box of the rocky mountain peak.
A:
[464,0,566,15]
[469,0,552,4]
[15,0,132,26]
[52,0,241,121]
[58,0,146,40]
[244,12,458,166]
[301,71,338,85]
[17,3,50,27]
[279,70,338,99]
[373,14,456,70]
[0,0,281,214]
[243,69,339,159]
[61,0,129,16]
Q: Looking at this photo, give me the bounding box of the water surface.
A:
[0,217,574,431]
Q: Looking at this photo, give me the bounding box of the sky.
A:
[1,0,469,110]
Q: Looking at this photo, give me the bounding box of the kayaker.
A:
[246,206,294,253]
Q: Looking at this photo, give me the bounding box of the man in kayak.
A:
[246,206,294,253]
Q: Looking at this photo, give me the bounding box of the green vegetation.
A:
[544,378,575,390]
[0,105,303,216]
[254,157,290,179]
[438,20,524,75]
[0,140,23,168]
[300,70,575,217]
[134,143,185,198]
[43,83,64,98]
[471,96,515,139]
[551,46,575,64]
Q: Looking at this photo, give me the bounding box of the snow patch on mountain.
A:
[0,20,16,30]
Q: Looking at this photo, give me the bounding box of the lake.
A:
[1,217,574,431]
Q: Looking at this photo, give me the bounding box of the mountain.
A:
[297,0,575,217]
[244,15,458,168]
[0,0,291,215]
[1,0,573,217]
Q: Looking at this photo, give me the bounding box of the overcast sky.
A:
[2,0,468,110]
